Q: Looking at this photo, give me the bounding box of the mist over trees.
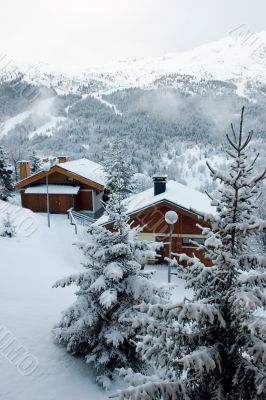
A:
[0,77,265,194]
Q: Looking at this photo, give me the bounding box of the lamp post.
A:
[43,164,50,228]
[165,210,178,283]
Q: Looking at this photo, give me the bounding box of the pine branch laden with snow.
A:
[253,183,266,255]
[0,145,13,201]
[103,137,136,203]
[53,195,167,389]
[114,107,266,400]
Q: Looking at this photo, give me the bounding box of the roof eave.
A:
[98,198,207,228]
[127,198,205,219]
[15,165,105,191]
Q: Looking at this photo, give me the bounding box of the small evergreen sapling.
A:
[0,213,16,237]
[114,107,266,400]
[53,194,166,389]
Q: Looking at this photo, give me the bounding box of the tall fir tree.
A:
[103,137,135,203]
[30,151,42,174]
[114,107,266,400]
[0,145,13,201]
[53,194,166,389]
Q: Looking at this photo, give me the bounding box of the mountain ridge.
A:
[0,32,265,194]
[13,31,266,97]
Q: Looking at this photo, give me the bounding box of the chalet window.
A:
[182,237,205,247]
[67,177,74,182]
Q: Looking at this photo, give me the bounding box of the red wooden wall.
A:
[128,202,211,266]
[21,193,75,213]
[20,171,96,213]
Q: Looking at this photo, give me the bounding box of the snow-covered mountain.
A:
[19,31,266,97]
[0,32,265,193]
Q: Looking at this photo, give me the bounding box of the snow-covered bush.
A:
[114,107,266,399]
[0,213,16,237]
[53,195,166,389]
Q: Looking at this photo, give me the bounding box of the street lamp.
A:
[43,163,50,228]
[165,210,178,283]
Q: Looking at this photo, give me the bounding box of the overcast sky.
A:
[0,0,265,68]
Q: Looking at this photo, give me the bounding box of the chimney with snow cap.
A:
[57,156,69,164]
[152,175,167,196]
[18,161,31,180]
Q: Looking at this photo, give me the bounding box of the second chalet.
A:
[15,157,106,218]
[96,176,214,265]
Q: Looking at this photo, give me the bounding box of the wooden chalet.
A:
[97,176,213,265]
[15,157,106,217]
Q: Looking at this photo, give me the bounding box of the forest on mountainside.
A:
[0,77,265,192]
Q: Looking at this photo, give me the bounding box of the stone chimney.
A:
[57,156,69,164]
[152,175,167,196]
[18,161,31,180]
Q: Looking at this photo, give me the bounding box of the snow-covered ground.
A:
[0,201,187,400]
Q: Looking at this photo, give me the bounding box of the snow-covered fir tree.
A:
[103,137,135,202]
[0,213,16,237]
[113,107,266,400]
[254,183,266,255]
[53,194,166,389]
[30,151,42,174]
[0,146,13,201]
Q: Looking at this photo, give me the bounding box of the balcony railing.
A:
[68,208,96,234]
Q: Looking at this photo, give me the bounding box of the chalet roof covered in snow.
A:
[124,180,214,215]
[96,180,214,226]
[57,158,106,187]
[15,158,106,190]
[25,185,80,195]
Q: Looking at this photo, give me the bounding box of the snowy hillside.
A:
[0,31,265,193]
[20,32,266,96]
[0,97,65,140]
